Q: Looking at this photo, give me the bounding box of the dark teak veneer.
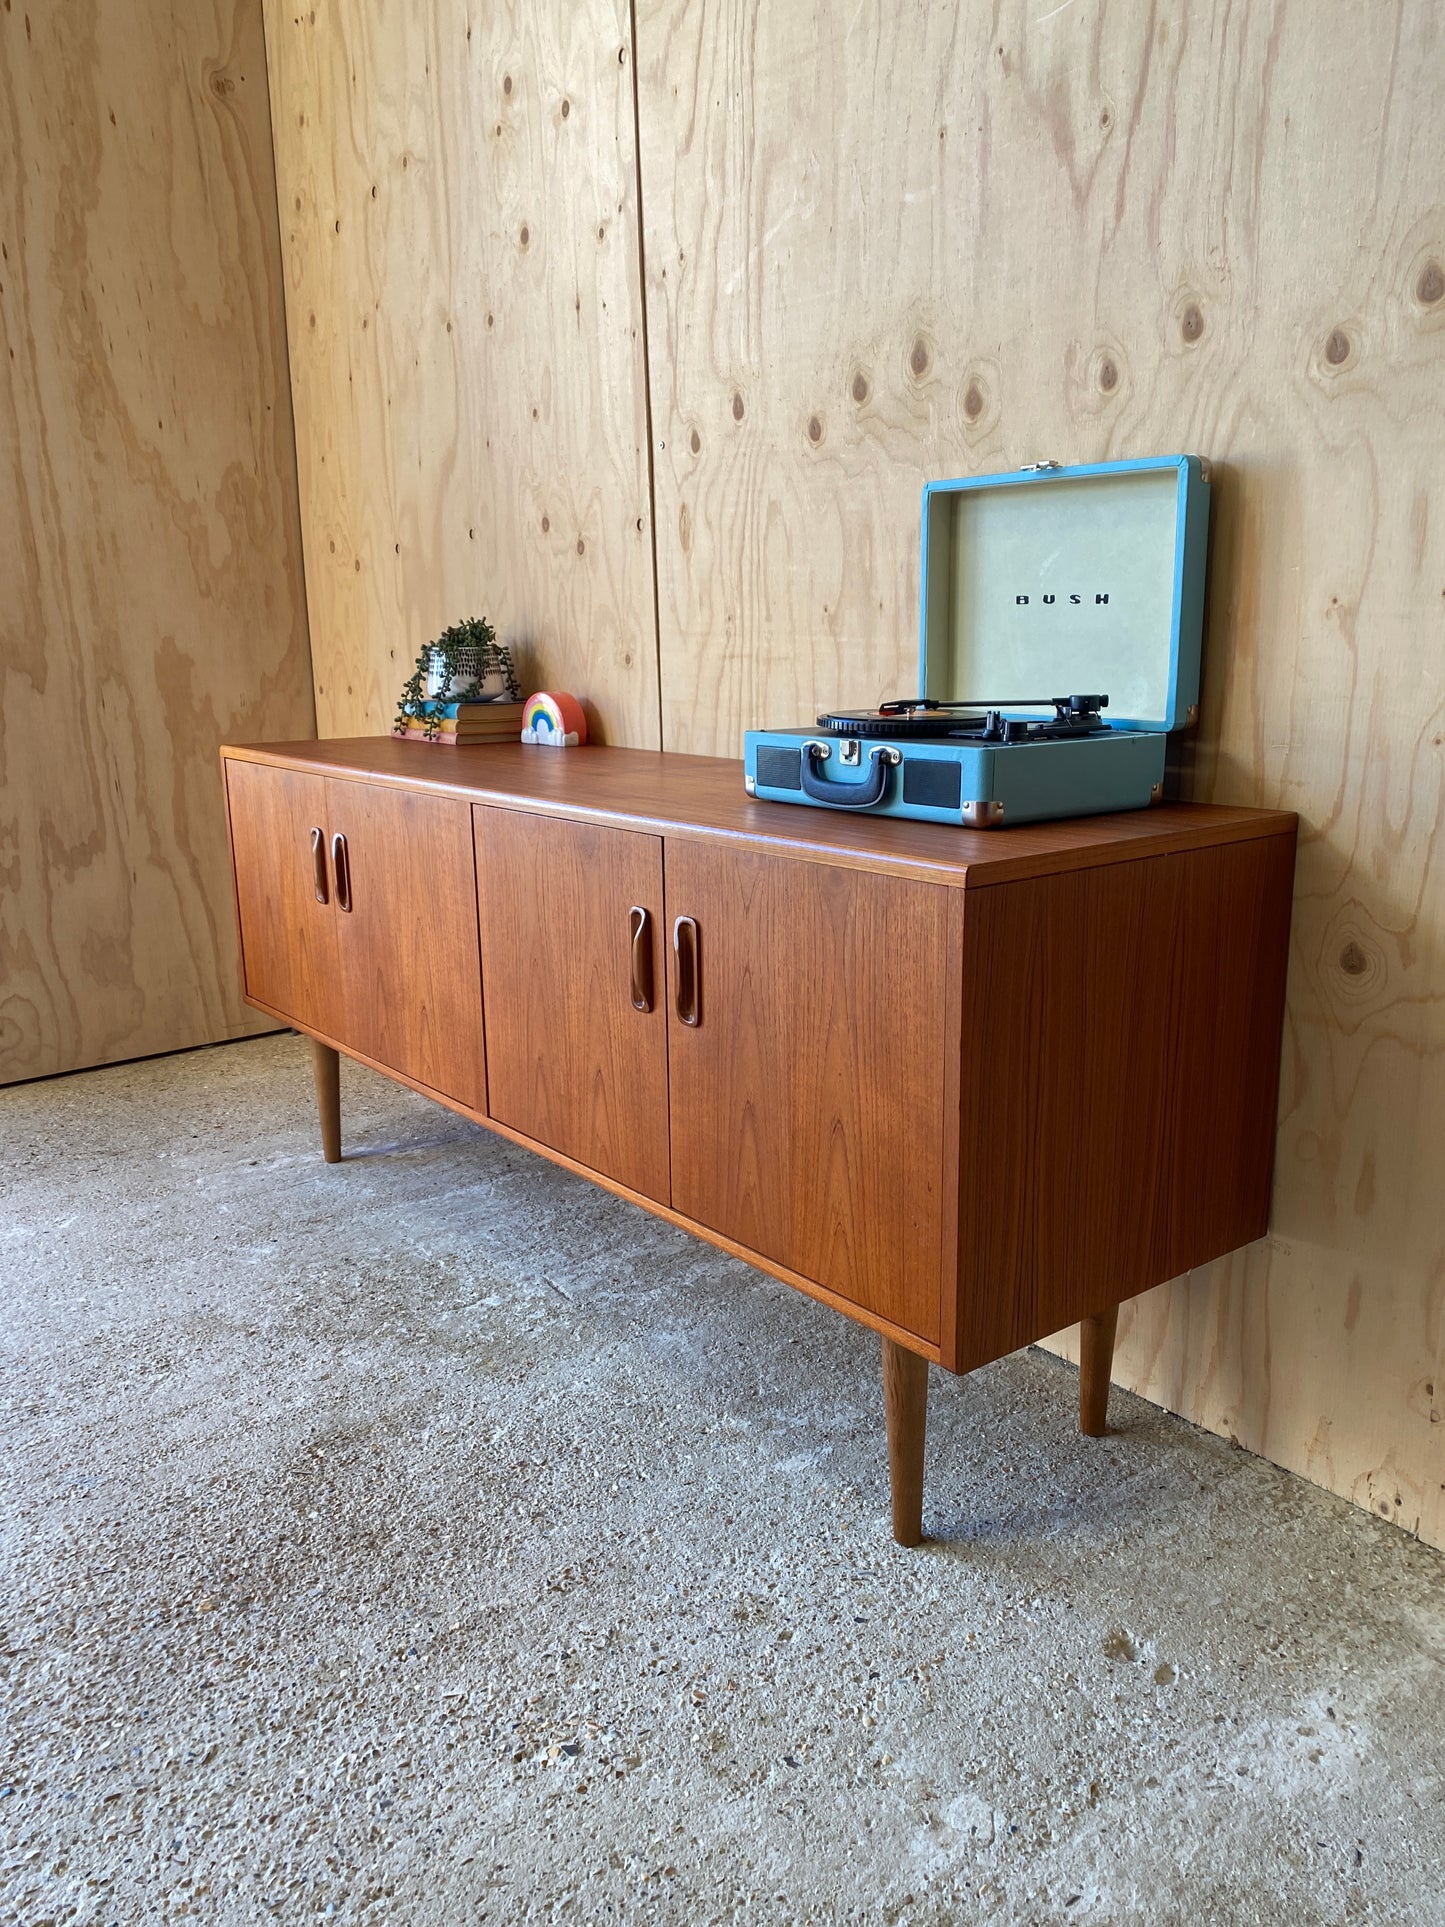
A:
[222,739,1296,1545]
[475,806,670,1203]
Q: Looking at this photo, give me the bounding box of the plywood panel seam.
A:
[626,0,667,752]
[255,0,317,738]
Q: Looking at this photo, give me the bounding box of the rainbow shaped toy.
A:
[520,690,587,747]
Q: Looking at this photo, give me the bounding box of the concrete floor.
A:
[2,1035,1443,1926]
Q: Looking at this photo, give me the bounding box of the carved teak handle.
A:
[310,827,329,905]
[330,832,352,913]
[673,915,700,1027]
[629,906,653,1012]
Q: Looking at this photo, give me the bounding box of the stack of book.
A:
[395,700,524,745]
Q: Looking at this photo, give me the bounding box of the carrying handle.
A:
[330,832,352,913]
[310,826,329,905]
[673,915,700,1027]
[628,906,653,1013]
[799,741,899,810]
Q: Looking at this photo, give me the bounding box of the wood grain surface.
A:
[475,806,670,1202]
[325,778,486,1112]
[0,0,313,1083]
[263,0,659,748]
[949,831,1296,1372]
[221,738,1295,892]
[881,1337,930,1547]
[310,1038,342,1163]
[634,2,1445,1542]
[1078,1309,1119,1441]
[225,760,341,1039]
[664,840,949,1343]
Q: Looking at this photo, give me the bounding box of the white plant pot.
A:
[424,648,508,702]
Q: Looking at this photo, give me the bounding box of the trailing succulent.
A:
[394,617,520,738]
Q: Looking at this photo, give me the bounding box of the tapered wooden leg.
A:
[1079,1305,1119,1437]
[881,1337,929,1546]
[310,1039,342,1164]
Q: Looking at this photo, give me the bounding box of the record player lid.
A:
[919,455,1210,733]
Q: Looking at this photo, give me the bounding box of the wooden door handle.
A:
[673,914,700,1026]
[310,826,329,904]
[330,832,352,912]
[629,906,653,1012]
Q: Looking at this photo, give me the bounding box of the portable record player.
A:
[744,453,1211,827]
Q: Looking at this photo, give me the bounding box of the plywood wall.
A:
[635,1,1445,1545]
[0,0,314,1084]
[264,0,659,746]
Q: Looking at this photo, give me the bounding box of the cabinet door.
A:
[664,844,950,1344]
[474,806,670,1203]
[225,759,341,1037]
[325,779,486,1111]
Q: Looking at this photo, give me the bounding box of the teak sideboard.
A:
[221,739,1297,1544]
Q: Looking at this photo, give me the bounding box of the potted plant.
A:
[394,618,520,739]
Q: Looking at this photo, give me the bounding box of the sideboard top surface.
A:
[220,737,1296,889]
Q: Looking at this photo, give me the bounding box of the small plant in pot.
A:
[394,618,521,739]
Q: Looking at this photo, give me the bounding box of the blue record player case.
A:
[744,454,1211,828]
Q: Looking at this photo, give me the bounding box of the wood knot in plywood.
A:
[690,427,701,454]
[851,370,870,405]
[731,391,745,421]
[909,336,931,379]
[1416,262,1444,307]
[1324,327,1352,366]
[1322,910,1385,1011]
[1068,341,1126,417]
[958,360,1000,441]
[807,415,823,444]
[1181,303,1204,344]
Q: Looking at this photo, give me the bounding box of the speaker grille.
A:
[902,758,962,810]
[756,746,803,792]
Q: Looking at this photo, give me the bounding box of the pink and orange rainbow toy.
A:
[520,691,587,748]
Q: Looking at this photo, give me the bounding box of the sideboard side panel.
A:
[952,828,1297,1373]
